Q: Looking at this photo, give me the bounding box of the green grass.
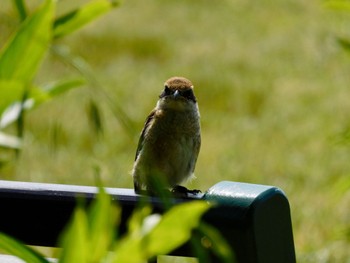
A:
[1,0,350,262]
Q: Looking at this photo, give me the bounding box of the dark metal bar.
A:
[0,180,296,263]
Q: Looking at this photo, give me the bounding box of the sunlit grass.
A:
[1,0,350,262]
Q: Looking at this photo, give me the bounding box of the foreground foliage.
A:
[0,189,234,263]
[0,0,121,152]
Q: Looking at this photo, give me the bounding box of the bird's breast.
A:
[153,108,200,135]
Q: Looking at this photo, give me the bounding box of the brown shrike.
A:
[132,77,201,196]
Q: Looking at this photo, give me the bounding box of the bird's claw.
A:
[171,185,202,197]
[187,189,202,195]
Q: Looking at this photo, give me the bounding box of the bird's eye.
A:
[164,86,172,95]
[181,89,196,102]
[159,86,173,98]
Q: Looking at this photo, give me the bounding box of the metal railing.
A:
[0,180,296,263]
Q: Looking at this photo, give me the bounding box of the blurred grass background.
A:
[1,0,350,262]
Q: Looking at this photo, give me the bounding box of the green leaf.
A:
[144,201,209,257]
[59,207,89,263]
[12,0,28,21]
[29,78,85,109]
[113,201,209,262]
[87,99,104,136]
[0,232,49,263]
[111,206,153,263]
[87,187,120,262]
[0,0,54,82]
[43,78,86,97]
[338,37,350,52]
[0,80,26,116]
[0,79,84,129]
[53,0,120,39]
[112,235,144,263]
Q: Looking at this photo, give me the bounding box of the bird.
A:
[132,76,201,196]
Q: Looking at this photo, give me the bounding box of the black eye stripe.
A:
[181,89,197,102]
[165,86,172,94]
[159,87,197,102]
[181,89,192,97]
[159,86,173,98]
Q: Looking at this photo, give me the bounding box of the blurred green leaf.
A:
[144,201,209,257]
[87,99,104,136]
[28,78,85,109]
[43,78,86,97]
[58,188,122,263]
[0,0,53,82]
[114,201,209,262]
[112,235,144,263]
[0,80,25,116]
[0,191,215,263]
[12,0,27,21]
[127,205,153,236]
[59,206,89,263]
[111,205,153,263]
[53,0,120,39]
[338,37,350,51]
[0,232,49,263]
[0,79,84,130]
[87,187,120,261]
[111,205,156,263]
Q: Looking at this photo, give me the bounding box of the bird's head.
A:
[157,77,197,111]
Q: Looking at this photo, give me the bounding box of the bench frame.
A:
[0,180,296,263]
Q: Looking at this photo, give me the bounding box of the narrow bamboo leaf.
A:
[87,99,104,136]
[0,80,25,116]
[59,207,89,263]
[0,232,49,263]
[0,79,84,129]
[0,0,53,82]
[0,132,22,149]
[26,78,84,109]
[53,0,120,39]
[143,201,209,257]
[12,0,28,21]
[43,78,86,97]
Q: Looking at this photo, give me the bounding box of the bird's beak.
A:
[173,90,180,99]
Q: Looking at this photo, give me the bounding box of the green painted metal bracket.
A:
[202,181,296,262]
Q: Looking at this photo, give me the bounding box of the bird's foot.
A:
[135,185,202,198]
[171,185,202,197]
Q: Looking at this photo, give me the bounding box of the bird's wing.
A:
[191,133,201,173]
[135,109,156,161]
